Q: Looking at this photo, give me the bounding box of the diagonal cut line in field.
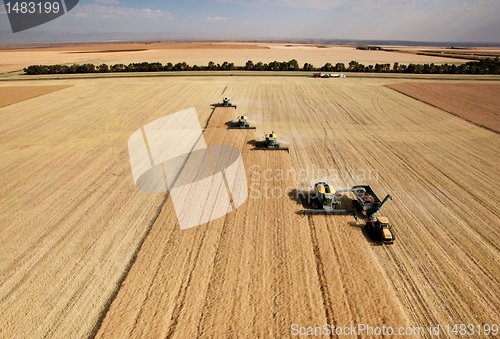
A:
[386,83,500,135]
[0,85,73,108]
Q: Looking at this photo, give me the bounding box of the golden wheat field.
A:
[0,42,471,74]
[0,76,499,338]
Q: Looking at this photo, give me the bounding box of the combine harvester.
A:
[221,97,237,108]
[228,115,256,130]
[302,182,364,217]
[302,183,395,245]
[351,185,395,244]
[253,131,289,153]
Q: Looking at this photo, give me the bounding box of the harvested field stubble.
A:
[0,76,499,338]
[0,79,224,338]
[260,78,500,336]
[96,105,412,338]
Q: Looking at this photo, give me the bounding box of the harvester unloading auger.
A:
[228,115,256,130]
[253,131,289,153]
[302,182,365,217]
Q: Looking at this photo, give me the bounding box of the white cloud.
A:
[450,0,500,14]
[215,0,433,10]
[71,4,170,19]
[214,0,345,9]
[242,20,261,25]
[207,16,228,22]
[94,0,122,4]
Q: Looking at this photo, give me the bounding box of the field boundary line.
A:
[386,85,500,135]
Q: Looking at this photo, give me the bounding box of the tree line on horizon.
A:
[23,57,500,75]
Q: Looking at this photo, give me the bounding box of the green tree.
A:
[322,63,334,72]
[288,59,299,71]
[348,60,358,71]
[334,63,345,72]
[164,62,173,71]
[302,63,314,71]
[254,62,264,71]
[97,64,109,73]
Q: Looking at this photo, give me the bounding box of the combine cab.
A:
[302,182,364,217]
[253,131,289,152]
[228,115,256,130]
[222,97,237,108]
[366,217,395,244]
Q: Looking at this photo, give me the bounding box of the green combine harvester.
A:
[302,183,395,245]
[351,185,395,244]
[302,182,365,217]
[253,131,289,152]
[222,97,237,108]
[228,115,256,130]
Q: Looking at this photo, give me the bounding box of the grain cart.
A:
[253,131,289,152]
[351,185,395,244]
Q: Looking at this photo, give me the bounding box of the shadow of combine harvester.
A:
[211,97,237,109]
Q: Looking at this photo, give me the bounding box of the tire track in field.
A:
[306,214,336,333]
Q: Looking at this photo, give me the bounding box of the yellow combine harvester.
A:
[228,115,256,129]
[302,182,364,217]
[221,97,237,108]
[253,131,289,152]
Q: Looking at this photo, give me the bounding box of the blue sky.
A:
[1,0,499,42]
